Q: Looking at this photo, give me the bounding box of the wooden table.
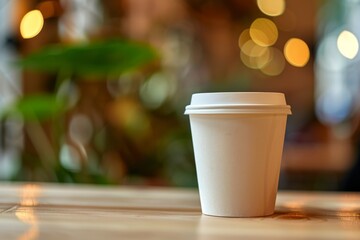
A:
[0,183,359,239]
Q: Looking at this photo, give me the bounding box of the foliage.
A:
[0,94,65,121]
[18,39,158,78]
[7,39,159,184]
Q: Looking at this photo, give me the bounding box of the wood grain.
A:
[0,183,359,239]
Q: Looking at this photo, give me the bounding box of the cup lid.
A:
[184,92,291,115]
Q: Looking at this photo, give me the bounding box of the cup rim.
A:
[184,107,291,115]
[185,92,291,115]
[186,103,289,109]
[190,92,287,104]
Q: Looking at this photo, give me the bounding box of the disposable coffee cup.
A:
[184,92,291,217]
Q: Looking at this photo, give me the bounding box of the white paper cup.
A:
[185,92,291,217]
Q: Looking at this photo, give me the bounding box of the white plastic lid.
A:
[184,92,291,115]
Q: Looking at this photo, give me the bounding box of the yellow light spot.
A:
[240,40,271,69]
[15,184,40,240]
[20,10,44,39]
[260,47,285,76]
[238,29,251,49]
[108,98,151,139]
[284,38,310,67]
[337,30,359,59]
[250,18,278,47]
[257,0,285,16]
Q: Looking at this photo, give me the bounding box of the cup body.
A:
[185,92,291,217]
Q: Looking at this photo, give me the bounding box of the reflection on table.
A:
[0,183,359,239]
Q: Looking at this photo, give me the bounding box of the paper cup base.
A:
[202,210,274,218]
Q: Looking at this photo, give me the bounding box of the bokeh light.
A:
[284,38,310,67]
[20,10,44,39]
[107,99,151,139]
[250,18,278,47]
[69,114,94,145]
[316,86,353,124]
[60,144,83,172]
[316,33,345,71]
[140,72,175,109]
[337,30,359,59]
[240,40,271,69]
[56,80,80,109]
[238,29,251,49]
[257,0,285,17]
[260,47,286,76]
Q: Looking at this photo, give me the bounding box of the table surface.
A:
[0,183,359,240]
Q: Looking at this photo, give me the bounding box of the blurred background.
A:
[0,0,360,190]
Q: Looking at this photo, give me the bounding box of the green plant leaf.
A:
[18,39,159,77]
[1,94,66,121]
